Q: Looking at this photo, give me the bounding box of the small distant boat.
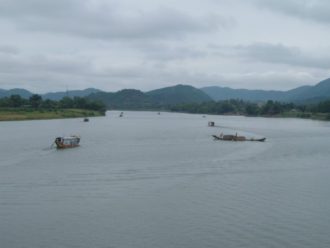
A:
[54,135,80,149]
[119,112,124,117]
[212,134,266,142]
[208,121,215,127]
[83,118,89,122]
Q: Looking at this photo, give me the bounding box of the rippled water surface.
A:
[1,111,330,248]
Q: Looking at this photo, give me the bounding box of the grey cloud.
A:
[0,51,157,91]
[227,43,330,69]
[219,71,320,90]
[1,0,329,92]
[0,45,19,54]
[253,0,330,24]
[0,0,80,18]
[0,49,326,92]
[0,53,91,75]
[139,43,207,61]
[0,52,99,92]
[0,0,225,40]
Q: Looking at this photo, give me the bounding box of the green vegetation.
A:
[0,94,106,121]
[2,82,330,121]
[88,85,330,121]
[169,99,330,121]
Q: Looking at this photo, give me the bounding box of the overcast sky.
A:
[0,0,330,93]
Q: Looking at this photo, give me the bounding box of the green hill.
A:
[293,78,330,103]
[88,89,155,110]
[146,84,212,105]
[0,88,33,98]
[201,86,283,102]
[88,85,212,109]
[0,88,101,100]
[3,77,330,109]
[43,88,102,100]
[201,78,330,103]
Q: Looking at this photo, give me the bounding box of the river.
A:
[1,111,330,248]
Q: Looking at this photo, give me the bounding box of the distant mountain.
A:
[0,88,33,98]
[0,88,102,100]
[88,85,212,109]
[201,86,284,102]
[292,78,330,103]
[43,88,102,100]
[2,77,330,107]
[281,85,312,102]
[201,78,330,103]
[146,84,212,105]
[88,89,155,109]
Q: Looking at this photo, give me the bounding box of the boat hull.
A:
[55,136,80,149]
[212,135,266,142]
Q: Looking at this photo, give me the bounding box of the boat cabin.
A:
[55,136,80,149]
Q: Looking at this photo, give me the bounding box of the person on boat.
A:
[219,132,223,138]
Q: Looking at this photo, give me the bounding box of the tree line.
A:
[2,94,330,117]
[0,94,106,113]
[169,99,330,116]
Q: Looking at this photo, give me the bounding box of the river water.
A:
[1,111,330,248]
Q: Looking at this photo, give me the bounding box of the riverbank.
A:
[0,108,105,121]
[274,111,330,121]
[167,109,330,121]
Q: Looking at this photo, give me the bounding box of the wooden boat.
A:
[83,118,89,122]
[55,135,80,149]
[212,134,266,142]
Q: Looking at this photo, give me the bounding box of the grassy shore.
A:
[0,108,104,121]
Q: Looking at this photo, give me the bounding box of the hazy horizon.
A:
[0,77,326,95]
